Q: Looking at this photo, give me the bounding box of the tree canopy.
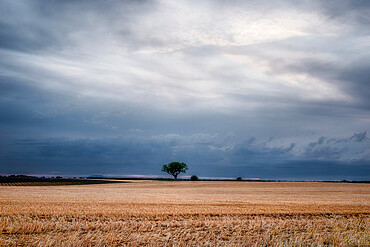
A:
[162,162,188,180]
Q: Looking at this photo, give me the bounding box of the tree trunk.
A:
[173,174,178,180]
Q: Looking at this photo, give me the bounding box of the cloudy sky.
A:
[0,0,369,180]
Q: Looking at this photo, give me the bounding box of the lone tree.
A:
[162,162,188,180]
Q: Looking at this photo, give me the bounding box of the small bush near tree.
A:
[190,175,199,181]
[236,177,242,181]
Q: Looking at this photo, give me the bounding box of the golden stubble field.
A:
[0,180,369,246]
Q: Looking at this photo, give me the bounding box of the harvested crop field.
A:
[0,181,369,246]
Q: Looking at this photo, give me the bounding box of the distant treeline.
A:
[1,175,368,184]
[0,175,122,185]
[87,176,370,183]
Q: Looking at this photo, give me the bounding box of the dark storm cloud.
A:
[230,138,295,165]
[0,137,171,175]
[1,131,368,179]
[0,0,369,179]
[262,160,370,181]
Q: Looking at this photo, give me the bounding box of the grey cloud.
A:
[303,132,369,161]
[318,0,370,31]
[304,144,346,160]
[1,137,172,175]
[234,36,370,113]
[230,138,295,165]
[288,57,370,108]
[0,0,153,52]
[349,131,367,142]
[338,62,370,107]
[0,0,369,179]
[1,133,368,180]
[0,22,55,52]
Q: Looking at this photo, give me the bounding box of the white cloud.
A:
[127,0,329,52]
[1,0,369,140]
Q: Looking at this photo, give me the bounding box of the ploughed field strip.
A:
[0,181,369,246]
